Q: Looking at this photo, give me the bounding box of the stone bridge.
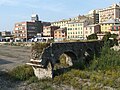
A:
[27,41,103,79]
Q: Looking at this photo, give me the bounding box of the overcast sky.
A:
[0,0,119,31]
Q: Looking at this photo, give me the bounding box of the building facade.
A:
[101,19,120,32]
[109,24,120,35]
[1,31,12,37]
[54,28,67,42]
[31,14,39,21]
[13,21,43,41]
[84,24,101,39]
[66,20,91,40]
[51,15,91,28]
[43,26,60,37]
[85,10,99,24]
[51,19,70,28]
[99,4,120,23]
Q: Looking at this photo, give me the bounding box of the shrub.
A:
[9,65,34,81]
[31,42,50,59]
[88,44,120,71]
[27,76,38,84]
[87,34,98,40]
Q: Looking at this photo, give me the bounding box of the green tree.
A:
[102,32,111,42]
[102,32,118,47]
[87,34,98,40]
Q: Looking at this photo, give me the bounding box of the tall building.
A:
[66,20,91,40]
[99,3,120,23]
[13,21,43,41]
[85,10,99,24]
[13,14,43,41]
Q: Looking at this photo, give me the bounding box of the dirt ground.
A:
[0,45,32,90]
[0,45,31,71]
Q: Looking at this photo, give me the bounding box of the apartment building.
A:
[85,10,99,24]
[43,26,60,37]
[13,14,43,41]
[51,19,70,28]
[54,28,67,41]
[13,21,43,41]
[66,20,91,40]
[101,19,120,32]
[99,3,120,23]
[109,24,120,35]
[84,24,101,39]
[51,15,90,28]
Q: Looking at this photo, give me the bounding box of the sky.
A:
[0,0,120,31]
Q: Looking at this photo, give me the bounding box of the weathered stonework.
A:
[32,63,53,79]
[28,41,103,79]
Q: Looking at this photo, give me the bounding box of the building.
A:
[13,21,43,41]
[31,14,39,21]
[0,32,1,36]
[42,22,51,26]
[51,19,70,28]
[13,14,43,41]
[43,26,60,37]
[1,31,12,42]
[54,28,67,42]
[84,24,101,39]
[99,3,120,23]
[109,24,120,35]
[1,31,12,37]
[85,10,99,24]
[66,20,91,40]
[51,15,91,28]
[100,19,120,32]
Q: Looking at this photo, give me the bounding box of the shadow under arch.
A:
[83,48,94,66]
[53,51,78,77]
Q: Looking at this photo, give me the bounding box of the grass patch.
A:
[9,65,34,81]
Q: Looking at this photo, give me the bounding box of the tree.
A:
[102,32,111,42]
[102,32,118,47]
[87,34,98,40]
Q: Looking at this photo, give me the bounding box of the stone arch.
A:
[53,51,78,76]
[56,51,78,66]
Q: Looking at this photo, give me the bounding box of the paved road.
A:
[0,45,31,71]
